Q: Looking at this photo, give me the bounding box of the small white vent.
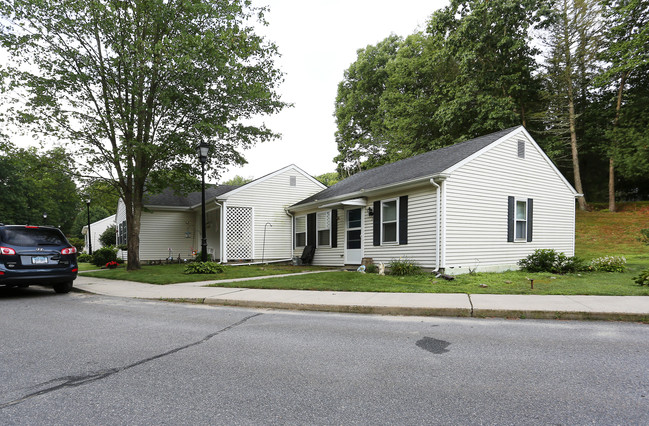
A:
[517,140,525,158]
[290,176,297,186]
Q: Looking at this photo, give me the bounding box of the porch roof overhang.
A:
[317,198,367,209]
[289,173,450,213]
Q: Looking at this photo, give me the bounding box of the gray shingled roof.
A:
[144,185,239,207]
[293,126,520,207]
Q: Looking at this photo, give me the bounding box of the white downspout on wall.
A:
[429,179,441,271]
[285,208,294,260]
[430,176,448,272]
[440,179,447,270]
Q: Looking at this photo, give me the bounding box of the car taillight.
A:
[0,247,16,255]
[61,247,77,255]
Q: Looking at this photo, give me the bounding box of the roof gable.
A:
[142,165,325,208]
[220,164,325,199]
[445,126,578,195]
[293,127,521,207]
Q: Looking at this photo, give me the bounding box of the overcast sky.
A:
[5,1,449,182]
[220,0,449,181]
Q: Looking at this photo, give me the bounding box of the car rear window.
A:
[0,228,67,246]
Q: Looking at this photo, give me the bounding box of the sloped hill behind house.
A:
[576,202,649,259]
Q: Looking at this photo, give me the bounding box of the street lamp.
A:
[42,212,47,225]
[86,199,92,255]
[196,142,209,262]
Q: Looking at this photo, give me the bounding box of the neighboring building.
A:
[81,214,116,254]
[115,165,325,262]
[288,126,580,274]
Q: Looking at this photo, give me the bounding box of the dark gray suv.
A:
[0,224,78,293]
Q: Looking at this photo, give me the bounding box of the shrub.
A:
[77,253,92,263]
[554,253,586,274]
[184,261,225,274]
[518,249,585,274]
[633,270,649,286]
[589,256,626,272]
[639,228,649,245]
[91,246,118,267]
[389,258,421,276]
[99,225,117,247]
[194,251,213,262]
[68,237,85,253]
[365,263,378,274]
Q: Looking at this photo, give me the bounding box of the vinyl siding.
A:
[363,187,438,268]
[292,209,345,266]
[225,167,323,261]
[138,210,196,261]
[296,187,439,268]
[443,132,576,273]
[82,214,116,253]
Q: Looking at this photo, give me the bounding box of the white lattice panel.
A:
[226,207,253,260]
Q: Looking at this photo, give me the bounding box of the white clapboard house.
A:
[288,126,580,273]
[118,126,579,273]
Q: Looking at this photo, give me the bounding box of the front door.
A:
[345,208,363,264]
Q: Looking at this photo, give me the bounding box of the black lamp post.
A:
[42,212,47,225]
[197,142,210,262]
[86,199,92,255]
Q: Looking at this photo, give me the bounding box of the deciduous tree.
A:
[0,0,286,269]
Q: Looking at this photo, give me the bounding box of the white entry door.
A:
[345,208,363,264]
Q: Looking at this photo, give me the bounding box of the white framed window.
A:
[381,199,398,243]
[295,215,306,247]
[515,199,527,241]
[317,211,331,247]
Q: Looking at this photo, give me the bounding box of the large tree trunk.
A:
[568,91,588,210]
[124,182,144,271]
[609,71,628,212]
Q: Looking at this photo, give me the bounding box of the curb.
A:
[202,297,472,317]
[157,297,647,322]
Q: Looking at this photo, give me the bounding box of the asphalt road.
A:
[1,286,648,425]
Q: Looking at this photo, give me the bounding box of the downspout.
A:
[429,179,441,271]
[430,176,448,272]
[285,208,294,260]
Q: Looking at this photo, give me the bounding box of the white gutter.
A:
[290,175,436,213]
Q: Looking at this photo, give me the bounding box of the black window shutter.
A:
[507,196,515,242]
[373,200,381,246]
[307,213,316,247]
[331,209,338,248]
[527,198,533,242]
[399,195,408,245]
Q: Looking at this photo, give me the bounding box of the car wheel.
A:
[53,281,73,294]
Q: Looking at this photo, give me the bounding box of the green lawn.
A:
[80,263,333,285]
[79,204,649,295]
[205,254,649,296]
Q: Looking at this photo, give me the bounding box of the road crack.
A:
[0,312,262,410]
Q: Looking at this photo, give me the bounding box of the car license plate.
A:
[32,256,48,265]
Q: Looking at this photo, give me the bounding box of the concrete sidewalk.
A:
[73,275,649,322]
